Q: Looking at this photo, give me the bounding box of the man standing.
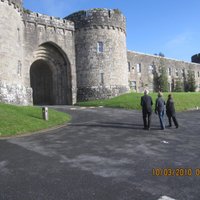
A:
[141,89,153,130]
[155,92,166,130]
[166,94,179,128]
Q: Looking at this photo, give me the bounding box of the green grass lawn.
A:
[76,92,200,112]
[0,103,71,137]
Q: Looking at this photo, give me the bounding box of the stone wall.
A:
[0,81,32,105]
[127,51,200,92]
[66,9,129,101]
[22,12,77,104]
[0,0,28,104]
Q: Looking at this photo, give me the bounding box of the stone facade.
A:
[0,0,77,105]
[0,0,200,105]
[127,51,200,92]
[66,9,129,101]
[0,0,29,105]
[23,12,76,105]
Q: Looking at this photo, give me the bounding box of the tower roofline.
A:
[2,0,23,12]
[65,8,126,32]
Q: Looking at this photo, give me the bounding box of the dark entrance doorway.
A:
[30,42,72,105]
[30,60,53,105]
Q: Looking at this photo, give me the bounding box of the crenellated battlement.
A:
[66,8,126,33]
[1,0,23,12]
[23,12,75,32]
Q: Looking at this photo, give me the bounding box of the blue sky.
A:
[23,0,200,62]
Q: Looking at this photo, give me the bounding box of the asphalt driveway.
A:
[0,106,200,200]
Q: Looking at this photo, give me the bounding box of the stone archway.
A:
[30,42,72,105]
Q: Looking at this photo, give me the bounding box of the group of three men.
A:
[141,90,179,130]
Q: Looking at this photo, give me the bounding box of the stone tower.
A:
[0,0,32,104]
[66,9,129,101]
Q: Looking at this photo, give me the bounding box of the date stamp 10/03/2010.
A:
[152,168,200,176]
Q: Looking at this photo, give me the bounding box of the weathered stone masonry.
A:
[0,0,77,105]
[66,9,129,101]
[127,51,200,93]
[23,12,76,105]
[0,0,200,105]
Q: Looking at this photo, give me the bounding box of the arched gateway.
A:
[30,42,72,105]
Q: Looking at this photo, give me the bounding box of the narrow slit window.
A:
[175,69,178,77]
[136,63,141,73]
[97,42,104,53]
[108,10,111,18]
[128,62,131,72]
[17,60,22,76]
[100,73,104,84]
[168,67,172,76]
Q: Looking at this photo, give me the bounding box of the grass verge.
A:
[76,92,200,112]
[0,103,71,137]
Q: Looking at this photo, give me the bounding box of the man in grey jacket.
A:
[155,92,166,130]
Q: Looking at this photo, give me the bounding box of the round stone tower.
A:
[0,0,31,104]
[66,9,129,101]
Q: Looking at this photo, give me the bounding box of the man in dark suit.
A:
[166,94,179,128]
[141,89,153,130]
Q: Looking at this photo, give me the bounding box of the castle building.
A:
[0,0,200,105]
[127,51,200,93]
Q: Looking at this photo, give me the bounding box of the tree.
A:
[153,69,160,92]
[153,58,168,92]
[159,69,168,91]
[154,52,165,57]
[158,52,165,57]
[185,69,197,92]
[174,78,184,92]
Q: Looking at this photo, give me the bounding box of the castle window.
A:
[17,60,22,77]
[198,71,200,78]
[182,69,185,77]
[128,62,131,72]
[108,10,111,18]
[136,63,141,73]
[168,67,172,76]
[149,65,154,74]
[130,81,136,90]
[175,69,178,77]
[97,42,104,53]
[100,73,104,84]
[17,28,20,42]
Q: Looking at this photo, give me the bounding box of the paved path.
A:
[0,106,200,200]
